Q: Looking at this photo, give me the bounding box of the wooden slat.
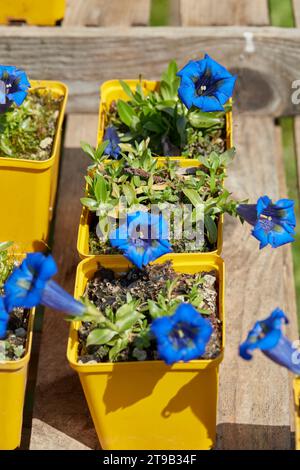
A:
[0,26,299,115]
[180,0,269,26]
[30,131,99,449]
[30,420,91,450]
[64,114,99,148]
[64,0,151,26]
[293,0,300,27]
[218,116,297,449]
[295,118,300,197]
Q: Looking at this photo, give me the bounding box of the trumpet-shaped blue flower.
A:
[0,65,30,112]
[177,54,237,112]
[0,297,9,339]
[151,303,213,365]
[4,253,85,317]
[237,196,296,249]
[103,126,121,159]
[109,211,172,269]
[239,308,300,374]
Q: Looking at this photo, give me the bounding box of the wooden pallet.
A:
[1,0,297,450]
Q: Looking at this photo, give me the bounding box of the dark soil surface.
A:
[0,307,29,361]
[78,261,222,364]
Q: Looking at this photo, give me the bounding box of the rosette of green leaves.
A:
[107,60,227,157]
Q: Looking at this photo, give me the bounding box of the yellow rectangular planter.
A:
[67,253,225,450]
[294,378,300,450]
[0,0,65,25]
[0,81,68,253]
[77,207,223,259]
[0,308,35,450]
[98,79,233,163]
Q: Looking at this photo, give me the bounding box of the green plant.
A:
[107,61,229,157]
[76,263,221,363]
[0,88,63,161]
[0,241,14,287]
[80,139,240,253]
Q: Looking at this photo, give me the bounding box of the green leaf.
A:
[122,183,136,206]
[98,216,110,240]
[94,175,108,202]
[115,311,141,333]
[109,338,129,362]
[115,303,136,321]
[182,188,203,208]
[147,300,163,319]
[86,328,118,347]
[162,60,178,83]
[117,100,135,127]
[80,197,98,210]
[120,80,134,100]
[81,141,96,160]
[160,81,172,101]
[204,215,218,244]
[167,60,178,81]
[95,140,109,161]
[0,241,13,252]
[188,111,224,129]
[143,120,162,133]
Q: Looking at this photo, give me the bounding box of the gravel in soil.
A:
[78,261,222,364]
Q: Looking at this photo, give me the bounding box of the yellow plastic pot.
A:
[77,207,223,259]
[67,253,225,450]
[0,81,68,253]
[294,378,300,450]
[98,79,233,163]
[0,307,35,450]
[0,0,65,25]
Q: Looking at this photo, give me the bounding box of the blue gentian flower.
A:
[103,126,121,159]
[109,211,172,269]
[239,308,300,374]
[0,297,9,339]
[151,303,213,365]
[177,54,237,112]
[4,253,85,316]
[237,196,296,249]
[0,65,30,112]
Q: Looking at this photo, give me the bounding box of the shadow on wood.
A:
[30,145,98,449]
[216,423,293,450]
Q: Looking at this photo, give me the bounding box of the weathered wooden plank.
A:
[180,0,269,26]
[274,124,298,434]
[64,0,151,26]
[30,142,99,450]
[218,116,297,449]
[30,420,91,450]
[293,0,300,27]
[294,117,300,195]
[0,26,299,116]
[65,114,99,148]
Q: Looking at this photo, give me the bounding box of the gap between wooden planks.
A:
[28,114,298,449]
